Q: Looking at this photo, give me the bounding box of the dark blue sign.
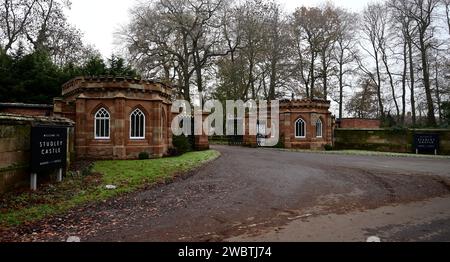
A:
[414,134,439,153]
[31,126,68,172]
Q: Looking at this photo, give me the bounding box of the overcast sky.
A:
[66,0,372,58]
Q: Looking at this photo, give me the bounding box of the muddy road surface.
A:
[2,146,450,242]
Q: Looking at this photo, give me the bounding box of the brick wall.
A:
[338,118,381,129]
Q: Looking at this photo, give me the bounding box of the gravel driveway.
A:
[3,145,450,242]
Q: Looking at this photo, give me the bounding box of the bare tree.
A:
[333,8,358,119]
[214,2,245,100]
[239,0,270,100]
[361,3,386,118]
[377,4,400,119]
[0,0,37,52]
[318,4,340,100]
[443,0,450,35]
[389,0,420,125]
[263,2,286,100]
[407,0,439,126]
[122,0,228,102]
[291,6,339,99]
[291,7,323,99]
[346,77,380,119]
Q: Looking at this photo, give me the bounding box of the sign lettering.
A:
[31,126,68,172]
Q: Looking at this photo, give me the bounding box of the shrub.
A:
[81,163,94,177]
[168,147,180,157]
[324,144,333,151]
[172,135,193,155]
[138,152,150,160]
[273,135,285,148]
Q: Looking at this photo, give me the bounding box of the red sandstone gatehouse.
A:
[244,99,334,150]
[53,76,173,159]
[52,76,334,159]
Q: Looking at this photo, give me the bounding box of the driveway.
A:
[4,145,450,242]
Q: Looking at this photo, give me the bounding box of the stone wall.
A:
[334,128,450,155]
[0,114,74,194]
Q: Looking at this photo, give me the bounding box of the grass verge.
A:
[0,150,220,228]
[276,148,450,159]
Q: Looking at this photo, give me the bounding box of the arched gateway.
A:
[53,76,173,159]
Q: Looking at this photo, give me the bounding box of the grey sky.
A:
[66,0,371,58]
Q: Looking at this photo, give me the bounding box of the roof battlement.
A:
[61,76,173,98]
[279,99,331,109]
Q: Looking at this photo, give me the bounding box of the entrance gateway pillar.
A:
[195,112,210,151]
[113,93,126,159]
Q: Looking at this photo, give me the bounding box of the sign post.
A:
[57,168,63,182]
[414,134,440,155]
[30,126,68,191]
[30,173,37,191]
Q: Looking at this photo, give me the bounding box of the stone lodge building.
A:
[244,99,334,149]
[53,76,173,159]
[51,76,333,160]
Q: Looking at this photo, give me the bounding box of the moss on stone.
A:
[335,128,450,155]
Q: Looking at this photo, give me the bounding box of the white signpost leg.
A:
[57,168,63,182]
[30,173,37,191]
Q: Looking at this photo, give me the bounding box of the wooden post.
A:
[30,173,37,191]
[57,168,63,182]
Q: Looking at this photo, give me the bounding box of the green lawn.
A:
[0,150,220,228]
[278,148,450,159]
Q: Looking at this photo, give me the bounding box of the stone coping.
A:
[0,113,74,126]
[0,103,54,109]
[336,128,450,131]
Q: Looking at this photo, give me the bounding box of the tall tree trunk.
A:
[381,47,400,119]
[446,3,450,36]
[322,50,328,100]
[182,33,191,103]
[435,61,442,124]
[401,41,407,125]
[309,51,316,99]
[183,66,191,102]
[196,66,203,105]
[408,40,416,126]
[338,50,344,120]
[268,56,277,100]
[193,48,204,106]
[418,33,436,127]
[374,46,384,118]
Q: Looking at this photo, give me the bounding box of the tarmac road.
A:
[3,145,450,242]
[229,196,450,242]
